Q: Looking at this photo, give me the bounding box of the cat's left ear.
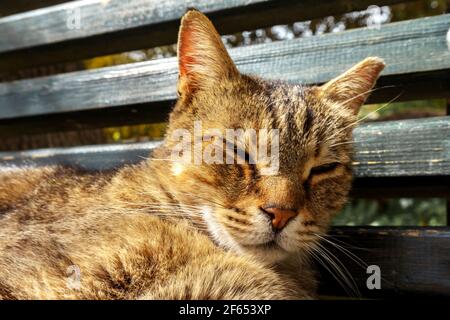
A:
[319,57,385,114]
[177,10,239,97]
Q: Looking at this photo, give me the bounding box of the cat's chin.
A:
[245,246,290,265]
[239,241,292,265]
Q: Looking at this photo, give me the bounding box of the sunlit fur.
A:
[0,10,384,299]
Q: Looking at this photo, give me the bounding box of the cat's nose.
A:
[262,207,298,231]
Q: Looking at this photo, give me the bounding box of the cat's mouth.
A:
[243,232,318,253]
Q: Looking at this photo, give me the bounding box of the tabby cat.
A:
[0,10,384,299]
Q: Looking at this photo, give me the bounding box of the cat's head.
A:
[162,10,384,263]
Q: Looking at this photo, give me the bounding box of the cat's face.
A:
[163,10,384,263]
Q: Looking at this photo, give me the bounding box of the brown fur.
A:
[0,10,384,300]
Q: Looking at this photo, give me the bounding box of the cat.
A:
[0,9,384,299]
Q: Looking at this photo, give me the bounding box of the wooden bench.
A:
[0,0,449,298]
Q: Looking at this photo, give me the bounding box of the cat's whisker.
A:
[314,242,360,297]
[309,236,360,297]
[314,246,351,289]
[323,91,403,145]
[351,91,404,127]
[139,206,202,216]
[117,200,206,213]
[87,205,210,232]
[137,189,228,210]
[123,190,231,235]
[316,234,397,288]
[145,209,205,221]
[328,140,355,148]
[141,203,205,211]
[339,85,397,107]
[328,140,372,149]
[314,233,368,271]
[173,192,228,209]
[116,203,208,226]
[110,208,205,222]
[307,246,356,297]
[144,211,209,230]
[314,233,371,251]
[121,198,204,208]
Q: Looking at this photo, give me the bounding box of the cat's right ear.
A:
[319,57,385,115]
[177,10,239,97]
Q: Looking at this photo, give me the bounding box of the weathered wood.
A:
[1,117,448,184]
[1,70,449,137]
[0,141,162,172]
[447,99,450,226]
[0,14,449,130]
[0,0,412,72]
[353,116,450,177]
[351,176,450,198]
[0,1,68,16]
[0,101,173,137]
[319,227,450,297]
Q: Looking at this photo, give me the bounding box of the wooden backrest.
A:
[0,0,449,298]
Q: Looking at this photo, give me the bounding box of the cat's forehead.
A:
[259,80,334,130]
[253,79,354,161]
[195,76,349,140]
[260,79,306,107]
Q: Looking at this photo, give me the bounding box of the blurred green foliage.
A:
[333,198,446,226]
[360,99,446,120]
[104,123,166,143]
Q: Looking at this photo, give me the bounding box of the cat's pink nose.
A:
[263,207,298,231]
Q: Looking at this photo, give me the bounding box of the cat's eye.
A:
[309,162,340,176]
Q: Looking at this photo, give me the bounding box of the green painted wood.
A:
[1,70,449,137]
[0,0,411,72]
[0,15,449,124]
[1,117,448,180]
[319,227,450,297]
[354,116,450,177]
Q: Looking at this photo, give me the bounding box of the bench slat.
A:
[320,227,450,297]
[1,117,448,180]
[1,70,449,137]
[0,14,449,129]
[0,0,411,72]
